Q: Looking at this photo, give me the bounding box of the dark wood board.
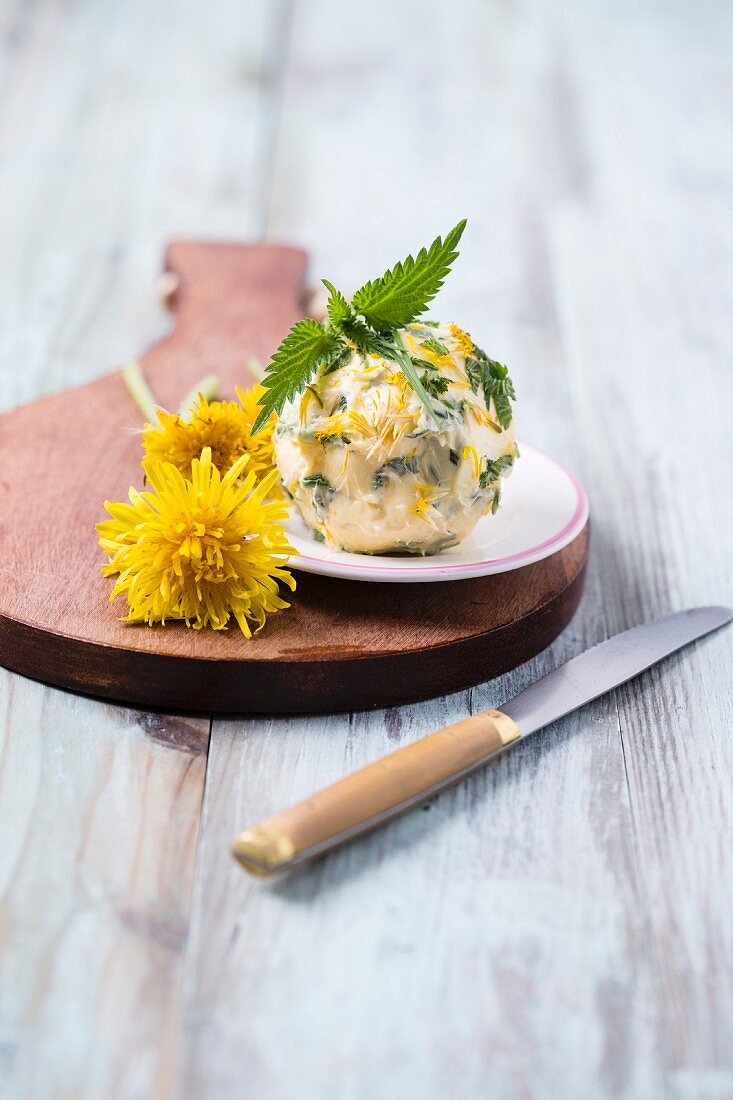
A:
[0,243,589,714]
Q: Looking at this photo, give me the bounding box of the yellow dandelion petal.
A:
[298,385,322,425]
[447,324,475,359]
[96,446,295,637]
[234,383,278,476]
[347,410,373,437]
[411,483,445,527]
[465,401,502,433]
[462,445,481,478]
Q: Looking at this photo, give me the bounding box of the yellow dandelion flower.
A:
[141,385,279,489]
[97,448,295,637]
[143,396,247,477]
[449,324,475,358]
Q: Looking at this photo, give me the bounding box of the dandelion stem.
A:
[122,361,160,424]
[178,374,220,418]
[247,356,265,382]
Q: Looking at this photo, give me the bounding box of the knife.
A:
[232,606,732,877]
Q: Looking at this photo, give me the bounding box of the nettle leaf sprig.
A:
[465,346,516,430]
[252,220,470,434]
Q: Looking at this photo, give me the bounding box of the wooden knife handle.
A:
[231,709,521,876]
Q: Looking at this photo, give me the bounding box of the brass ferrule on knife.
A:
[232,709,520,877]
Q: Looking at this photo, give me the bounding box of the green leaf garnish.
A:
[479,453,516,489]
[420,371,450,400]
[338,316,385,355]
[421,336,450,358]
[322,280,353,329]
[252,219,515,435]
[302,473,333,488]
[351,219,467,332]
[491,389,513,430]
[321,343,353,376]
[253,319,338,433]
[467,347,516,429]
[373,454,420,489]
[464,356,482,394]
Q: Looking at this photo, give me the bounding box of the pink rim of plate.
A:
[289,442,589,581]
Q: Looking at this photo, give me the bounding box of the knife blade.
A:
[232,606,732,877]
[503,605,733,735]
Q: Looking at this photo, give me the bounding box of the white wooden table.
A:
[1,2,732,1097]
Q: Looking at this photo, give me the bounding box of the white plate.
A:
[283,442,588,583]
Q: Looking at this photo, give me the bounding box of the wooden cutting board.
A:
[0,243,589,714]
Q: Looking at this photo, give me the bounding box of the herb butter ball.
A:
[273,322,519,555]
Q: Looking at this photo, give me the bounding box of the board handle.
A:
[231,710,521,876]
